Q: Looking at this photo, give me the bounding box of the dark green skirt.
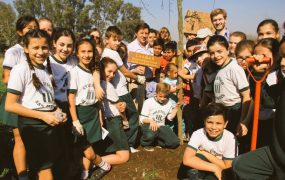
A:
[103,116,129,153]
[76,104,101,144]
[18,115,60,172]
[0,92,18,127]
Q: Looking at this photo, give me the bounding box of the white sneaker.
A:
[144,146,154,152]
[130,147,140,153]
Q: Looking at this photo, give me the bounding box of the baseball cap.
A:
[196,28,213,39]
[189,45,208,60]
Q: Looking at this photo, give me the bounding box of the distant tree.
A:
[13,0,142,40]
[14,0,91,32]
[117,3,143,42]
[0,2,16,52]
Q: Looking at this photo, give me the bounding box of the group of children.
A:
[0,8,285,180]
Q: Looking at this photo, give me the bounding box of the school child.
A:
[160,41,177,70]
[232,43,285,179]
[179,46,210,138]
[207,35,251,136]
[148,28,158,51]
[146,72,165,99]
[196,28,213,47]
[228,31,246,58]
[163,63,181,102]
[152,38,164,57]
[257,19,280,41]
[0,15,38,179]
[248,38,280,148]
[235,40,255,70]
[99,57,130,164]
[101,26,145,153]
[5,29,66,179]
[140,82,180,151]
[48,28,77,178]
[68,38,111,180]
[38,18,54,37]
[178,103,237,180]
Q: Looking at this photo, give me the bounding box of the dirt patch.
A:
[100,144,187,180]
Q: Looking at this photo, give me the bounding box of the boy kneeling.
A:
[140,82,180,151]
[179,103,237,180]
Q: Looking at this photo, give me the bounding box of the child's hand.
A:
[41,112,61,126]
[252,54,270,72]
[116,102,126,112]
[149,120,159,132]
[213,165,222,180]
[54,108,67,124]
[95,85,105,101]
[132,66,145,75]
[236,122,248,137]
[72,120,84,136]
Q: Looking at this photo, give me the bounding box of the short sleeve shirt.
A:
[214,59,249,106]
[7,61,56,111]
[101,48,128,96]
[100,80,120,118]
[69,65,97,106]
[188,128,237,160]
[3,44,26,69]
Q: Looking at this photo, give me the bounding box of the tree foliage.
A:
[0,1,16,52]
[13,0,142,41]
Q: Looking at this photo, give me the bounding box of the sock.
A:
[98,160,111,171]
[81,170,89,180]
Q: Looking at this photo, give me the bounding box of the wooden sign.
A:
[128,52,161,68]
[183,10,215,35]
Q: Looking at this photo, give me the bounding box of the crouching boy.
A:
[178,103,237,180]
[140,82,180,151]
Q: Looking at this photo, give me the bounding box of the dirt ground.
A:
[99,144,187,180]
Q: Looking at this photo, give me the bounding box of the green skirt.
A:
[18,115,60,172]
[103,116,129,153]
[0,92,18,127]
[76,104,101,144]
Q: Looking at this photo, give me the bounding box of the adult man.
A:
[210,8,230,41]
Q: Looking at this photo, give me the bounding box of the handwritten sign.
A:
[128,52,161,68]
[183,10,214,34]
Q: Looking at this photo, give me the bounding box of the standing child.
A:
[68,38,111,180]
[163,63,181,102]
[178,103,237,180]
[140,82,180,151]
[208,35,251,136]
[228,31,246,58]
[48,28,77,178]
[99,57,130,164]
[235,40,255,71]
[257,19,280,41]
[102,26,145,153]
[5,29,66,179]
[0,15,38,179]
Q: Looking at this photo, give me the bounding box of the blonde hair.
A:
[210,8,227,21]
[156,82,170,95]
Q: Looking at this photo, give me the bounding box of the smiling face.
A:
[155,92,168,104]
[209,42,230,67]
[136,28,149,46]
[24,37,49,67]
[212,14,226,31]
[104,63,117,82]
[229,36,243,55]
[17,20,38,37]
[77,42,93,69]
[105,35,121,51]
[257,24,280,41]
[53,35,74,61]
[204,114,227,138]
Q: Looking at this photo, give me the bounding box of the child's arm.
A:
[119,65,145,84]
[238,89,251,136]
[2,69,11,84]
[183,147,222,180]
[5,93,61,126]
[93,70,104,101]
[68,92,84,135]
[140,116,159,132]
[197,149,233,169]
[167,103,179,120]
[178,68,195,81]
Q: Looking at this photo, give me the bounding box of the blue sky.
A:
[4,0,285,40]
[125,0,285,40]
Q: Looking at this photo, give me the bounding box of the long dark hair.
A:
[23,29,55,89]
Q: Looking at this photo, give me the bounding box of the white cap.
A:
[196,28,213,38]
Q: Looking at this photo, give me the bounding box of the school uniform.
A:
[233,79,285,180]
[100,80,129,153]
[139,97,180,148]
[101,48,139,147]
[0,44,26,127]
[7,61,59,172]
[214,59,249,134]
[69,65,101,146]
